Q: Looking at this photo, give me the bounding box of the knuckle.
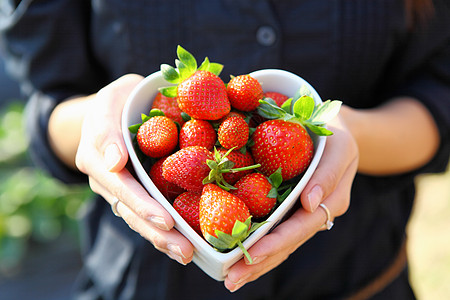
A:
[133,203,150,220]
[335,194,351,217]
[150,234,167,250]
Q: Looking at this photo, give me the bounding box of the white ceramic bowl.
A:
[122,69,326,281]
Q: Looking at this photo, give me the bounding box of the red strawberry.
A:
[173,191,202,234]
[254,96,342,180]
[216,110,247,124]
[199,184,265,262]
[232,173,276,218]
[218,116,249,150]
[199,184,250,238]
[177,70,230,120]
[162,146,214,193]
[251,119,313,180]
[136,115,178,158]
[160,46,230,121]
[227,74,263,112]
[179,119,217,150]
[151,92,185,126]
[263,91,289,107]
[217,148,255,185]
[149,157,185,201]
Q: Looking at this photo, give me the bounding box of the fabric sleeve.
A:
[390,2,450,176]
[0,0,107,184]
[362,1,450,191]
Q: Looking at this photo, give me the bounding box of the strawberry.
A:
[135,115,178,158]
[227,74,263,112]
[162,146,214,193]
[160,46,230,120]
[216,110,247,124]
[217,148,255,185]
[263,91,289,107]
[179,119,217,150]
[203,147,260,191]
[232,173,277,218]
[199,184,265,262]
[251,119,313,180]
[199,184,250,238]
[173,191,202,234]
[177,70,230,120]
[151,92,185,126]
[252,94,342,180]
[149,157,185,201]
[218,115,249,150]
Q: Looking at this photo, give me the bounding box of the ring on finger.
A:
[111,197,121,217]
[319,203,334,230]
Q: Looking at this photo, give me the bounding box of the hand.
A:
[75,74,194,265]
[224,111,359,292]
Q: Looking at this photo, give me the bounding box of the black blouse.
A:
[1,0,449,299]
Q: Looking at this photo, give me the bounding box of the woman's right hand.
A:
[74,74,194,265]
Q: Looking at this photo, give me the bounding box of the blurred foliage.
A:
[0,102,92,273]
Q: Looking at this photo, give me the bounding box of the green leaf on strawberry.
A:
[257,91,342,136]
[293,95,315,120]
[257,98,290,120]
[159,45,230,120]
[158,86,178,98]
[205,217,266,264]
[198,57,223,76]
[267,168,283,198]
[128,109,166,133]
[203,147,261,191]
[177,45,197,73]
[160,64,181,84]
[160,45,224,97]
[277,186,292,204]
[280,98,293,113]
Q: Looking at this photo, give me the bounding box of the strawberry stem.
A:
[237,240,253,264]
[222,163,261,173]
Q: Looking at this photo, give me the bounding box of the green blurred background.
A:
[0,102,92,273]
[0,59,448,299]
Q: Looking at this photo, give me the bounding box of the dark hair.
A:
[405,0,435,29]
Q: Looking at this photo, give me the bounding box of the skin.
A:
[47,73,440,292]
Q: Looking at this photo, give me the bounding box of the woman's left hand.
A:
[224,111,359,292]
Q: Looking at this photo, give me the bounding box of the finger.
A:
[106,193,194,265]
[225,207,322,290]
[112,196,194,265]
[226,154,359,290]
[87,168,175,231]
[301,121,358,212]
[318,154,358,219]
[225,254,282,292]
[98,74,144,172]
[90,177,195,264]
[76,74,144,173]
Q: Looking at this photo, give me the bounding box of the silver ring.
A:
[319,203,334,230]
[111,197,121,217]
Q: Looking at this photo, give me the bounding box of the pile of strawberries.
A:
[129,46,341,260]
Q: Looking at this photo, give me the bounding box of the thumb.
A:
[99,74,144,172]
[104,142,128,172]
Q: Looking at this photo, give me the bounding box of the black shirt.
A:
[1,1,449,299]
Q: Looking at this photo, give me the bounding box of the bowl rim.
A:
[121,68,327,277]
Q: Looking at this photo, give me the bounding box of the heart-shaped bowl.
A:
[122,69,326,281]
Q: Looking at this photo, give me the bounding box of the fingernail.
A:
[149,216,170,231]
[168,243,186,258]
[104,144,122,171]
[168,243,187,265]
[230,274,251,292]
[308,185,323,212]
[246,255,267,265]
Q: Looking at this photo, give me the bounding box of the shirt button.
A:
[256,26,277,46]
